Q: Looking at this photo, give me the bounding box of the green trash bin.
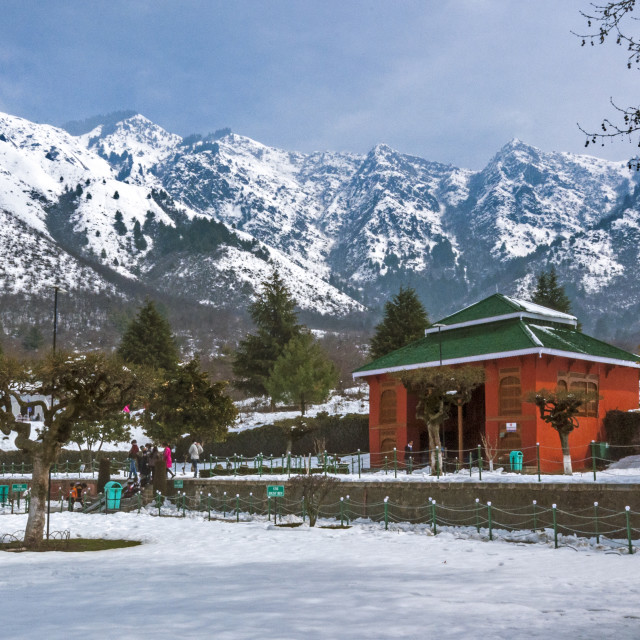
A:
[104,481,122,511]
[509,451,523,471]
[0,485,8,506]
[595,442,610,462]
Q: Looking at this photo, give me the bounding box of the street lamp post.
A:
[431,324,446,466]
[47,285,64,540]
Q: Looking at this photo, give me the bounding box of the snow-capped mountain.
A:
[1,109,640,347]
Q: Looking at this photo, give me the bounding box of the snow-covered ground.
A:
[0,508,638,639]
[231,387,368,433]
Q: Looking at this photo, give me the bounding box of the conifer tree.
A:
[531,267,572,314]
[118,300,179,372]
[233,269,302,397]
[114,210,127,236]
[369,286,430,360]
[266,332,338,416]
[133,220,147,251]
[143,357,237,445]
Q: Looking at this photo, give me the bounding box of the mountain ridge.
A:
[1,109,639,351]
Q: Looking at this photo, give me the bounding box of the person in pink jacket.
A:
[163,443,175,478]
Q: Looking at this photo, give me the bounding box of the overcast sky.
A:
[0,0,637,168]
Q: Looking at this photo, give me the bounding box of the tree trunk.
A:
[300,393,306,416]
[427,421,443,473]
[24,453,49,548]
[558,430,573,475]
[97,458,111,494]
[153,458,167,495]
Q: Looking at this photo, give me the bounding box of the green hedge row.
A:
[603,410,640,457]
[205,412,369,458]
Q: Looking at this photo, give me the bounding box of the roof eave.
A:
[424,312,577,336]
[352,347,640,379]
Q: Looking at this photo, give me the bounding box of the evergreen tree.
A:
[266,332,338,416]
[113,190,120,200]
[233,269,302,397]
[143,357,237,445]
[21,326,44,352]
[114,210,127,236]
[118,300,179,371]
[133,220,148,251]
[369,286,430,360]
[531,267,572,314]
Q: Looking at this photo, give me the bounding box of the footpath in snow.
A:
[0,508,639,640]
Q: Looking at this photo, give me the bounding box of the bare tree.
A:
[575,1,640,168]
[526,388,600,474]
[398,367,484,473]
[289,473,339,527]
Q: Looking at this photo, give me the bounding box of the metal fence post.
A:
[552,504,558,549]
[236,494,240,522]
[431,499,437,535]
[594,502,599,544]
[475,498,480,533]
[357,449,361,479]
[591,441,597,482]
[625,506,633,554]
[487,501,493,541]
[536,443,541,482]
[477,445,482,481]
[532,500,537,532]
[384,496,389,530]
[393,448,397,478]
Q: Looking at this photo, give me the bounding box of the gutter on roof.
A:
[352,347,640,379]
[424,312,577,336]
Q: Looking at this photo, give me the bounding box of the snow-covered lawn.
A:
[0,509,639,639]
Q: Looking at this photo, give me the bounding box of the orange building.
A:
[353,294,640,472]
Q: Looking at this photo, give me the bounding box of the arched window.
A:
[379,389,397,424]
[499,375,522,416]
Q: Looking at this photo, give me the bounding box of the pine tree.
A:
[22,326,44,352]
[369,286,430,360]
[114,210,127,236]
[143,357,237,445]
[233,269,302,397]
[133,220,147,251]
[117,300,180,371]
[531,267,572,314]
[266,332,338,415]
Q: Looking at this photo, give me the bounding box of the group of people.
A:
[127,440,176,485]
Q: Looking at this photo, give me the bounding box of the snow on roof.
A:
[503,295,577,321]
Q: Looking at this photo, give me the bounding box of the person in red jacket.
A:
[163,443,175,478]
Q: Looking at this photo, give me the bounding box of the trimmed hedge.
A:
[603,410,640,458]
[207,413,369,458]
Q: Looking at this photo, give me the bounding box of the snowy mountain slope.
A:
[451,140,633,264]
[2,109,640,341]
[0,209,114,295]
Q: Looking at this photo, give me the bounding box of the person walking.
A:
[188,440,204,477]
[404,440,414,468]
[128,440,140,480]
[163,443,175,478]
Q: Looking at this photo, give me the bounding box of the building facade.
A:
[354,295,640,472]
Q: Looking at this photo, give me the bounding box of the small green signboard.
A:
[267,485,285,498]
[173,479,184,489]
[12,483,28,492]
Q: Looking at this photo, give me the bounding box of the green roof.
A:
[354,296,640,377]
[438,293,576,326]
